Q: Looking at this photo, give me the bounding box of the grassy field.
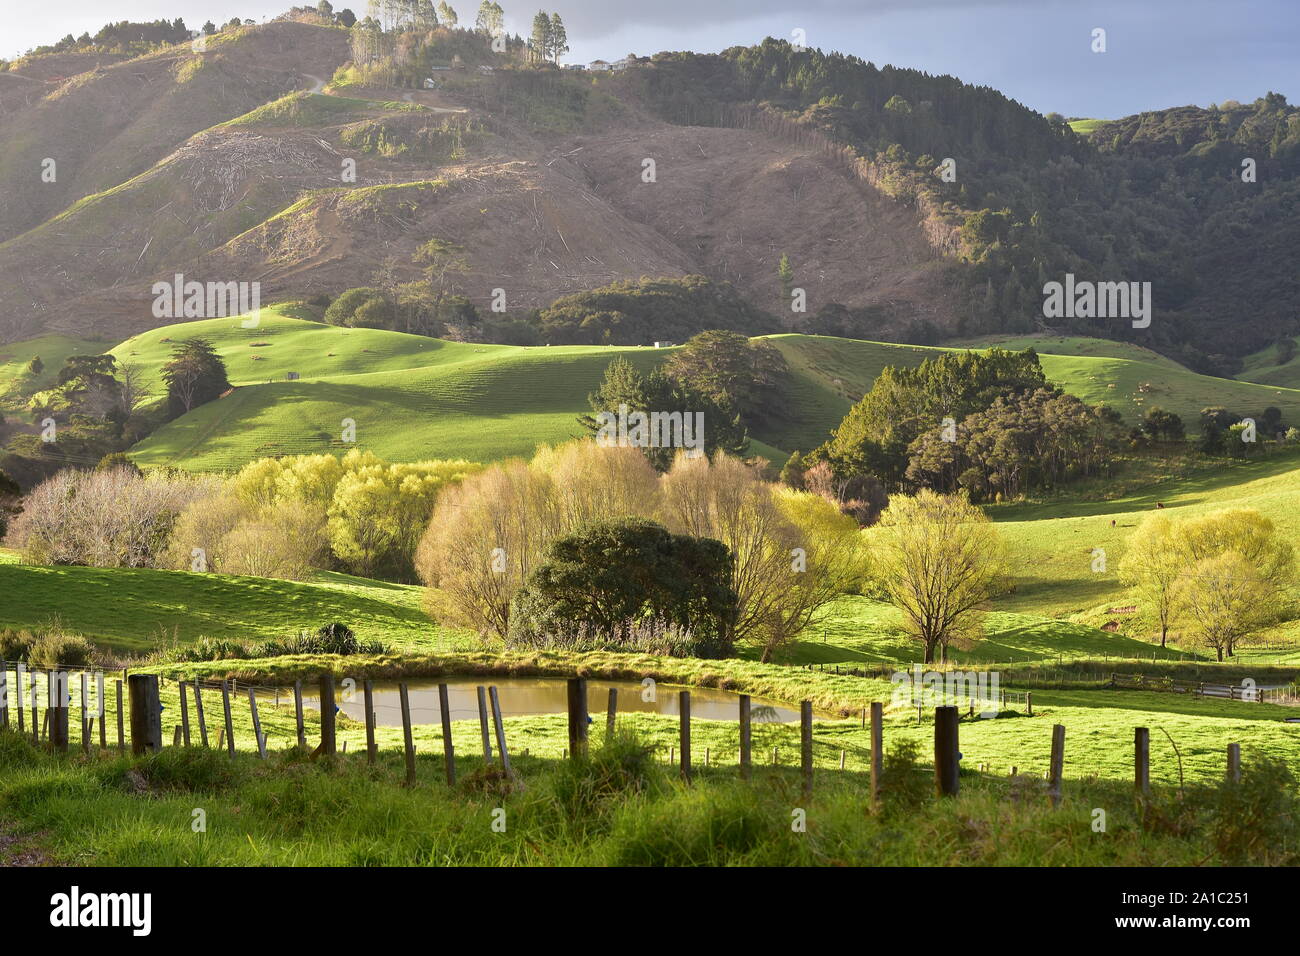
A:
[1068,118,1112,135]
[0,647,1295,866]
[0,556,450,655]
[4,724,1288,866]
[987,447,1300,622]
[943,333,1189,369]
[114,309,676,470]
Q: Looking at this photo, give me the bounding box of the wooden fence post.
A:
[606,687,617,737]
[0,661,7,729]
[97,672,106,748]
[1134,727,1150,797]
[566,678,588,759]
[248,688,266,759]
[193,681,208,747]
[50,671,69,754]
[14,663,23,734]
[292,679,304,749]
[1026,692,1033,716]
[363,680,376,766]
[1227,743,1241,783]
[128,674,162,756]
[30,670,38,744]
[179,680,190,747]
[116,680,124,753]
[318,674,336,756]
[738,694,752,781]
[80,672,90,754]
[438,683,455,786]
[477,685,493,761]
[489,685,512,777]
[1048,724,1066,807]
[934,705,959,797]
[679,690,691,783]
[800,700,814,800]
[221,681,235,757]
[870,701,883,809]
[399,683,416,786]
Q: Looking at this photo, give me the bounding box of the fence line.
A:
[0,664,1270,798]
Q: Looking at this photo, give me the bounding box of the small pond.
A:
[297,677,805,727]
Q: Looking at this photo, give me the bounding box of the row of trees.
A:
[1198,405,1293,455]
[319,273,782,348]
[5,449,482,582]
[1120,509,1294,660]
[416,440,865,661]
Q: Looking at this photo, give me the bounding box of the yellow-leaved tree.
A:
[416,442,658,638]
[1171,509,1293,660]
[328,455,481,580]
[659,451,864,662]
[1118,513,1181,647]
[870,489,1005,664]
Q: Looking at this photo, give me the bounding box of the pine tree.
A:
[530,11,552,63]
[777,253,794,298]
[549,13,568,63]
[162,339,230,419]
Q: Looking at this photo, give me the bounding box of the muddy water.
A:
[298,677,804,727]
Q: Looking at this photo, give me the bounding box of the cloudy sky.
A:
[3,0,1297,117]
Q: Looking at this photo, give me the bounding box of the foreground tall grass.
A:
[0,728,1294,866]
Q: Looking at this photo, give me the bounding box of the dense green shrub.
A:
[27,632,95,669]
[507,518,738,657]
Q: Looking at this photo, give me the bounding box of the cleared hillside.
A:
[0,22,350,253]
[0,24,966,346]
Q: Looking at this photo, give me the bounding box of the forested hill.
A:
[628,43,1300,373]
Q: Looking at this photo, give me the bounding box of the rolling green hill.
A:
[763,334,1300,455]
[1237,334,1300,389]
[0,551,448,654]
[5,314,1292,472]
[943,333,1189,370]
[117,310,676,470]
[0,333,113,407]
